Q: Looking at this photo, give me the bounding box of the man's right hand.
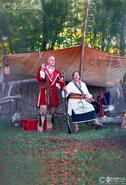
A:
[41,63,46,70]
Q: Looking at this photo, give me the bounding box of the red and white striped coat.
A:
[36,66,64,107]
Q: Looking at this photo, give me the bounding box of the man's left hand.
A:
[56,83,60,89]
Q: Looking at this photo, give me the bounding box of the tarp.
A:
[6,46,126,87]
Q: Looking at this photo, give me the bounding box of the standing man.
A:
[36,56,65,132]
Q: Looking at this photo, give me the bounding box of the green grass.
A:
[0,119,126,185]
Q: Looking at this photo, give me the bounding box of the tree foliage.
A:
[0,0,126,65]
[87,0,126,55]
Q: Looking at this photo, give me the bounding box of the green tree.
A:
[87,0,126,55]
[57,0,84,48]
[40,0,69,50]
[0,0,42,54]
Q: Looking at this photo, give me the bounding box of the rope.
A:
[18,98,36,107]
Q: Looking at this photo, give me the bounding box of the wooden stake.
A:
[79,0,89,78]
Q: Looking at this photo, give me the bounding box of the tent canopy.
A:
[6,46,126,87]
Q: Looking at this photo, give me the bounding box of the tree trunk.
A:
[79,0,89,77]
[41,41,47,51]
[8,35,13,54]
[120,14,126,56]
[120,34,125,56]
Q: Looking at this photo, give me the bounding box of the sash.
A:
[72,81,89,100]
[72,81,100,114]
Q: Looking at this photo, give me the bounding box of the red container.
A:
[21,119,38,131]
[21,119,47,131]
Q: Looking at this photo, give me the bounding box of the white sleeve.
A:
[40,70,45,79]
[61,82,72,98]
[65,82,72,95]
[82,83,92,99]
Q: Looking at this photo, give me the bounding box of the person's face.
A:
[47,56,56,67]
[73,72,80,81]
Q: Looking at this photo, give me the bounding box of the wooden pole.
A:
[1,36,8,66]
[79,0,89,78]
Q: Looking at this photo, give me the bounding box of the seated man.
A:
[63,71,103,132]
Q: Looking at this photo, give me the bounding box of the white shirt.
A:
[65,81,94,116]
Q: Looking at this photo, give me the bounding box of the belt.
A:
[69,94,84,99]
